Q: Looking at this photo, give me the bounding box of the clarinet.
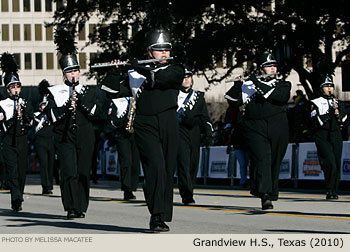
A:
[70,78,78,130]
[12,92,24,146]
[125,97,136,134]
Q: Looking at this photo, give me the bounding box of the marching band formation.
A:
[0,27,348,232]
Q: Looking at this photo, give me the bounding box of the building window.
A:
[45,0,52,12]
[12,0,19,12]
[24,24,31,41]
[46,53,54,69]
[35,24,42,40]
[89,24,96,37]
[13,53,21,69]
[1,24,9,41]
[25,53,32,70]
[90,52,97,62]
[45,26,53,40]
[57,52,62,70]
[35,53,43,69]
[1,0,9,12]
[23,0,30,11]
[78,24,86,41]
[34,0,41,11]
[79,53,86,69]
[13,24,20,41]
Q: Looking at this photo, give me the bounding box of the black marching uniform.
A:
[0,92,7,190]
[106,97,140,200]
[0,95,33,211]
[177,86,213,204]
[33,107,55,194]
[101,59,184,229]
[45,82,99,217]
[225,73,291,208]
[310,78,348,199]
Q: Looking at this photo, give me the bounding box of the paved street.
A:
[0,175,349,234]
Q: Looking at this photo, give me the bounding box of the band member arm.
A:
[263,81,291,104]
[108,104,128,128]
[151,64,185,89]
[224,83,243,106]
[249,74,274,95]
[44,95,73,123]
[201,102,214,137]
[129,59,152,79]
[21,102,34,128]
[100,69,123,94]
[76,86,98,117]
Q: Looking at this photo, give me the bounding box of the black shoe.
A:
[326,193,339,200]
[182,198,195,205]
[149,215,170,232]
[75,211,85,218]
[124,191,136,200]
[261,199,273,210]
[67,210,77,220]
[42,189,53,195]
[261,194,273,210]
[11,199,22,212]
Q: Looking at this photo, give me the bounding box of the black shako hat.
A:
[320,74,335,88]
[54,27,80,73]
[257,51,277,68]
[145,28,172,51]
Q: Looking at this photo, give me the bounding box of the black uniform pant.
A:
[0,144,7,189]
[134,109,178,222]
[314,130,342,194]
[177,128,200,201]
[35,136,55,191]
[115,133,140,192]
[55,126,95,213]
[2,135,28,205]
[243,113,289,200]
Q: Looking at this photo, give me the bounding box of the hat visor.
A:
[63,65,80,73]
[261,62,277,67]
[6,81,21,88]
[320,83,334,88]
[149,43,172,51]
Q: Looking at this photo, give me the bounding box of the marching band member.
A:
[34,79,55,195]
[45,28,100,219]
[225,52,291,210]
[310,75,348,200]
[101,28,185,232]
[0,52,34,212]
[176,69,213,205]
[105,97,140,200]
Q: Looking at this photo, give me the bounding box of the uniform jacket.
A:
[310,95,348,132]
[225,77,291,120]
[105,97,132,136]
[0,96,33,144]
[177,87,213,138]
[45,83,99,140]
[100,62,185,115]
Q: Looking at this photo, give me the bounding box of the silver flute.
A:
[90,57,174,69]
[225,72,280,83]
